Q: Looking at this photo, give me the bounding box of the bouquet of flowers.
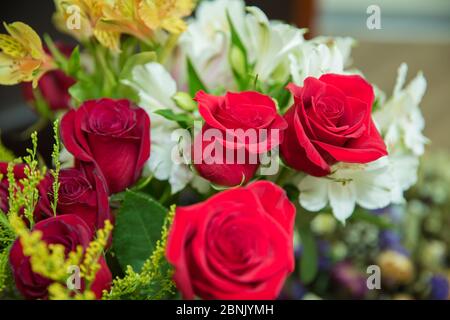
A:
[0,0,441,300]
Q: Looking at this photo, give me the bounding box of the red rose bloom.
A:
[193,91,287,186]
[22,44,75,111]
[34,168,110,232]
[61,98,151,194]
[166,181,295,300]
[0,163,26,213]
[281,74,387,176]
[9,215,112,299]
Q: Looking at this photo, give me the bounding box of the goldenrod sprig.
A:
[50,120,61,217]
[80,220,113,283]
[104,206,176,300]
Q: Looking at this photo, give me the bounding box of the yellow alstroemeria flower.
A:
[139,0,195,34]
[0,22,54,86]
[96,0,195,45]
[53,0,121,51]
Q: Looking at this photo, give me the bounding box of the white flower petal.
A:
[328,180,356,224]
[298,175,328,212]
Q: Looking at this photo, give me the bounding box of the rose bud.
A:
[61,98,151,194]
[193,91,287,186]
[0,163,27,213]
[166,181,295,299]
[34,167,110,232]
[9,215,112,299]
[281,74,387,177]
[21,43,76,111]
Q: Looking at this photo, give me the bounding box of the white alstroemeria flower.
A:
[123,62,179,126]
[149,126,193,194]
[123,62,194,193]
[374,63,427,156]
[388,153,419,203]
[289,36,355,85]
[240,7,304,84]
[298,158,395,223]
[177,0,245,90]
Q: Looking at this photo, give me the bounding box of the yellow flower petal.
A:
[0,52,41,85]
[0,34,27,59]
[4,22,44,60]
[93,29,121,52]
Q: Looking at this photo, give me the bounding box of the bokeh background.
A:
[1,0,449,156]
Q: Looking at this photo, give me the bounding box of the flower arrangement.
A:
[0,0,446,301]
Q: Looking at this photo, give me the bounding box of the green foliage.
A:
[120,52,157,80]
[0,137,14,162]
[113,190,168,271]
[154,109,195,129]
[67,46,81,76]
[350,208,394,229]
[0,131,49,294]
[105,206,176,300]
[226,11,250,90]
[0,245,12,293]
[298,225,318,284]
[187,57,208,97]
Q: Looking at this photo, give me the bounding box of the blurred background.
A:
[1,0,449,156]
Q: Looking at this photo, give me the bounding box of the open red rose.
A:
[22,43,75,111]
[281,74,387,176]
[166,181,295,299]
[34,168,110,232]
[193,91,287,186]
[0,163,27,213]
[9,215,112,299]
[61,98,151,194]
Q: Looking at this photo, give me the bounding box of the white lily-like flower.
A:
[123,62,179,126]
[289,36,355,85]
[123,62,194,193]
[298,157,396,223]
[177,0,304,88]
[388,153,419,203]
[240,7,304,84]
[374,63,427,156]
[177,0,245,90]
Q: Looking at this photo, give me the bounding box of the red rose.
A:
[34,168,110,232]
[166,181,295,299]
[193,91,287,186]
[61,98,151,194]
[22,44,76,111]
[281,74,387,176]
[0,163,26,213]
[9,215,112,299]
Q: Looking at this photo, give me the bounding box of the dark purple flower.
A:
[429,275,449,300]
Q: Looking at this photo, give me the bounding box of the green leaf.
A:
[187,57,207,97]
[0,137,15,163]
[350,209,394,229]
[120,51,157,80]
[298,225,318,284]
[32,88,52,119]
[43,34,68,72]
[154,109,194,129]
[113,190,168,271]
[226,11,250,90]
[67,46,81,76]
[226,11,247,58]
